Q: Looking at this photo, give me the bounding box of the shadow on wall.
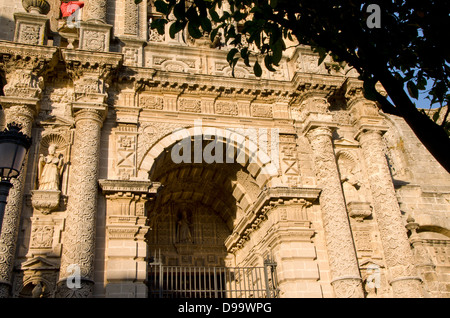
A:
[0,8,18,41]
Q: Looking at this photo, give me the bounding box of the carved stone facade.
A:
[0,0,449,299]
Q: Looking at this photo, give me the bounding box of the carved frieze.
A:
[215,101,238,116]
[251,104,273,118]
[139,95,164,110]
[179,98,202,113]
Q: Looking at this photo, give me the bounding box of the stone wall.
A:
[0,0,449,298]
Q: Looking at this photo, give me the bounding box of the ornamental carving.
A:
[124,0,138,35]
[30,226,54,249]
[179,98,201,113]
[215,101,238,116]
[139,95,164,110]
[17,24,41,45]
[251,104,273,118]
[82,31,106,52]
[296,54,327,74]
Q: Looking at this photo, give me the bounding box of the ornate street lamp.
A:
[0,123,32,233]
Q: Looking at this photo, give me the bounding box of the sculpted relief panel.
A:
[148,203,230,266]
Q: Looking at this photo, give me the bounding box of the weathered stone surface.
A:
[0,1,449,299]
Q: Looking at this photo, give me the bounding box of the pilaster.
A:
[99,179,160,298]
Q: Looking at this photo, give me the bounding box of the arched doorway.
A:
[144,128,279,298]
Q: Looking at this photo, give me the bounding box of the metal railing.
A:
[148,259,278,298]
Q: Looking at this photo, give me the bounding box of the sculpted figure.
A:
[341,167,363,202]
[31,282,44,298]
[177,210,193,243]
[38,144,64,191]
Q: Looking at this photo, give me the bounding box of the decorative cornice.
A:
[225,186,321,252]
[98,179,161,196]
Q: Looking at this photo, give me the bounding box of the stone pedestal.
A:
[347,201,372,222]
[31,190,61,214]
[14,12,49,46]
[79,22,112,52]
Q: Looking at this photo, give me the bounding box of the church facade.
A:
[0,0,449,298]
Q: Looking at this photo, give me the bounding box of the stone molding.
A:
[225,187,320,252]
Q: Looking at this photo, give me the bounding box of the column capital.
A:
[304,123,336,141]
[72,104,108,125]
[354,125,388,144]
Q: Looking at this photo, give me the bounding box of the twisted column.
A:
[357,129,423,297]
[56,108,105,297]
[306,126,364,298]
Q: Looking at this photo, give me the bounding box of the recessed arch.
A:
[138,124,280,189]
[144,125,281,270]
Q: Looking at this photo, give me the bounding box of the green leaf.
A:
[227,48,239,63]
[407,81,419,99]
[271,39,284,65]
[254,61,262,77]
[151,18,168,35]
[432,108,441,122]
[210,28,219,43]
[173,0,186,20]
[134,0,142,4]
[188,22,203,39]
[200,16,212,33]
[169,21,185,39]
[241,47,250,67]
[264,55,277,72]
[154,0,170,15]
[209,8,220,23]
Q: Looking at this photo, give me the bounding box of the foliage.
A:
[136,0,450,171]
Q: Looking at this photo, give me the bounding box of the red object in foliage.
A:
[60,1,85,17]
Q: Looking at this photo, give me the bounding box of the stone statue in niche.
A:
[340,167,363,203]
[38,144,64,191]
[176,209,193,244]
[31,282,44,298]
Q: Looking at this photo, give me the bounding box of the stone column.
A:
[84,0,107,23]
[356,127,423,297]
[305,125,364,297]
[300,101,364,297]
[56,50,122,297]
[0,104,35,298]
[79,0,112,52]
[56,106,105,297]
[0,44,57,297]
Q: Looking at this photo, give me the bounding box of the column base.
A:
[331,277,364,298]
[55,279,94,298]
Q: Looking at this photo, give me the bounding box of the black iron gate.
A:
[148,258,278,298]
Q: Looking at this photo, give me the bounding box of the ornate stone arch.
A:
[138,125,281,189]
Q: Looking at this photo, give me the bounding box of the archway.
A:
[143,126,280,297]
